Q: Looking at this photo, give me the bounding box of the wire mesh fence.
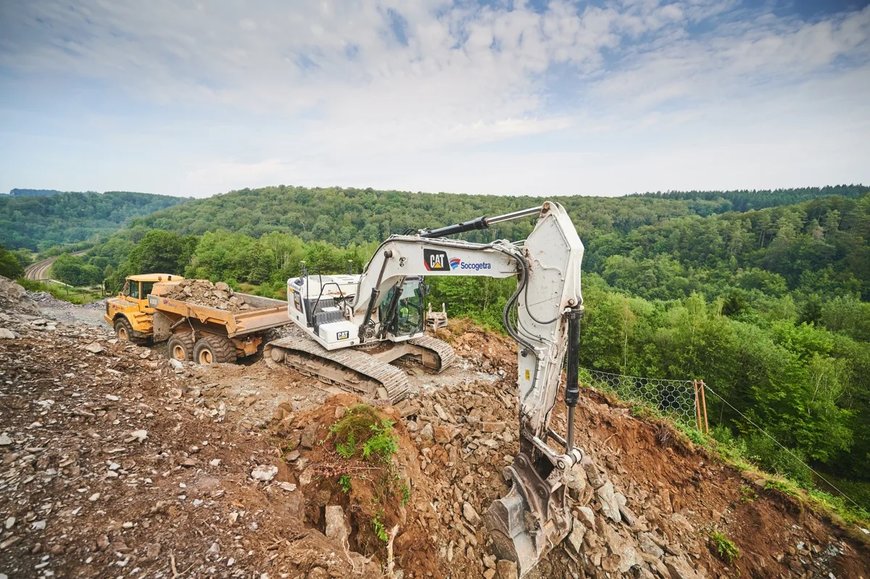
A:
[579,368,707,431]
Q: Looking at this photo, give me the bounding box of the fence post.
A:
[693,380,702,432]
[699,380,709,434]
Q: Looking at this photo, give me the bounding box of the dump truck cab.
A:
[104,273,184,342]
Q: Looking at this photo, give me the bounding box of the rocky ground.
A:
[26,291,106,327]
[1,276,868,578]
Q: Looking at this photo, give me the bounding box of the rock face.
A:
[324,506,350,545]
[0,276,39,315]
[162,279,251,312]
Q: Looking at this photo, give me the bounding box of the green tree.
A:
[0,245,24,279]
[51,253,101,286]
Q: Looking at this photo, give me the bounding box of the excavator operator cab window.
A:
[129,282,140,299]
[141,282,155,298]
[383,279,424,338]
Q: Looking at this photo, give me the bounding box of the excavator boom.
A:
[275,201,585,575]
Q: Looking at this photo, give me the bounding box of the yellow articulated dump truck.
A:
[104,273,290,364]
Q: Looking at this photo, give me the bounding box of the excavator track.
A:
[408,335,456,371]
[264,337,411,403]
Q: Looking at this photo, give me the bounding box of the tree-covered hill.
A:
[632,185,867,212]
[94,184,869,301]
[48,183,870,504]
[0,190,190,251]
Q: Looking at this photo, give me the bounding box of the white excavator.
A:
[265,201,584,576]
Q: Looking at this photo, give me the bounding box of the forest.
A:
[15,184,870,510]
[0,190,188,251]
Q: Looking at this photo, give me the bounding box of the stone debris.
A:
[250,465,278,482]
[324,505,350,544]
[0,275,40,315]
[0,283,864,579]
[83,342,105,354]
[163,279,252,312]
[127,429,148,443]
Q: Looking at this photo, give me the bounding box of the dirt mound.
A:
[271,393,441,577]
[0,275,39,316]
[163,279,251,312]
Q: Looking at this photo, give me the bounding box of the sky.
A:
[0,0,868,198]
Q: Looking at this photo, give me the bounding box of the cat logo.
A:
[423,248,450,271]
[337,331,350,340]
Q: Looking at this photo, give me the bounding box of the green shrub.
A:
[709,530,739,563]
[330,404,399,463]
[372,513,389,543]
[338,474,352,493]
[744,434,813,487]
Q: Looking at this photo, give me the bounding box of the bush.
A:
[709,530,739,563]
[0,245,24,279]
[744,434,813,487]
[329,404,399,463]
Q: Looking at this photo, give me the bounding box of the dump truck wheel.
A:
[193,336,237,365]
[167,332,194,362]
[114,318,134,342]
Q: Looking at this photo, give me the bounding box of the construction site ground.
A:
[1,277,868,579]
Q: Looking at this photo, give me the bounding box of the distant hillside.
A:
[125,184,845,247]
[0,190,189,251]
[633,185,867,212]
[7,188,74,197]
[88,184,869,299]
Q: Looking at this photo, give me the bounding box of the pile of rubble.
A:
[0,276,39,316]
[163,280,251,312]
[2,289,867,578]
[379,324,867,579]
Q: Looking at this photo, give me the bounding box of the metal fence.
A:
[579,368,708,432]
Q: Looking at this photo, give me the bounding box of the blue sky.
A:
[0,0,868,198]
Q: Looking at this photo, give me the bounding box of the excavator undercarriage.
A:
[264,327,455,403]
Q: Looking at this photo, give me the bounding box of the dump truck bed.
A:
[147,292,289,337]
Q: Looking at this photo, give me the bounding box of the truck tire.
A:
[114,317,147,344]
[257,328,282,355]
[193,336,238,365]
[167,332,195,362]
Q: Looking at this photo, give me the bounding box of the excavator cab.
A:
[379,277,425,339]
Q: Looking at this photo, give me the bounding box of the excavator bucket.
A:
[483,442,576,577]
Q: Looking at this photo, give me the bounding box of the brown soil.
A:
[1,282,867,579]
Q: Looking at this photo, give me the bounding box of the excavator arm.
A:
[350,202,585,575]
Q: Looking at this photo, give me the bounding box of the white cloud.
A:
[0,1,868,197]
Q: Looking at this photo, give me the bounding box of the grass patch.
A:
[17,278,102,305]
[338,474,352,494]
[709,530,740,564]
[739,484,757,503]
[330,404,398,463]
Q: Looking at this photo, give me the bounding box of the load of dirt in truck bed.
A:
[163,279,252,312]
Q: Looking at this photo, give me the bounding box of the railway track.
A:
[23,250,88,281]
